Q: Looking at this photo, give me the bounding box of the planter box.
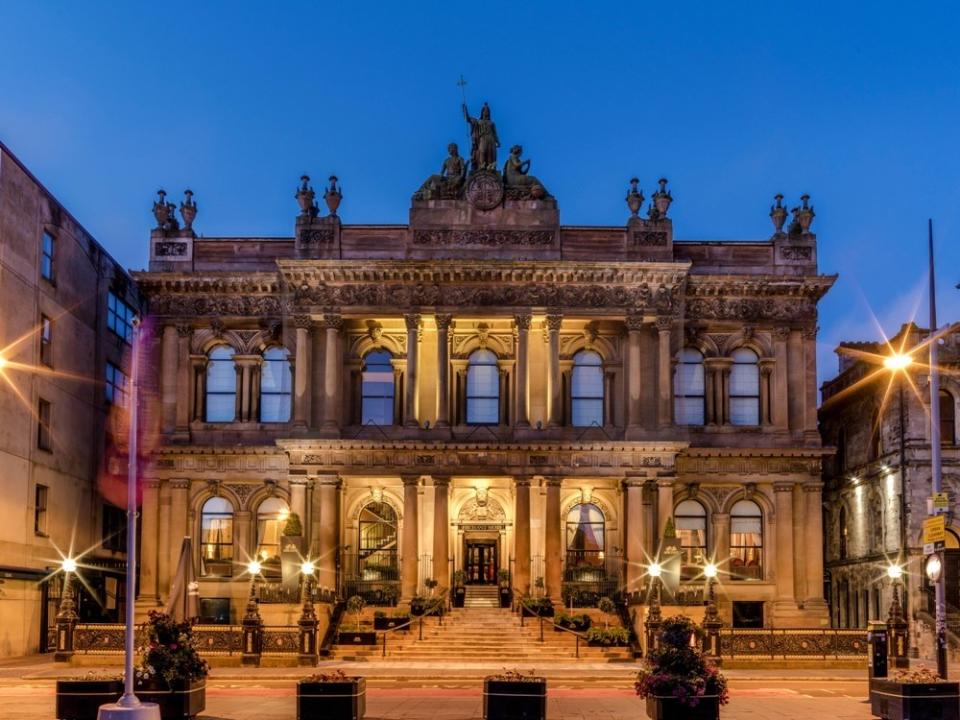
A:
[483,678,547,720]
[587,638,628,647]
[520,605,554,618]
[499,588,512,608]
[56,679,123,720]
[646,695,720,720]
[870,678,960,720]
[453,588,466,608]
[373,616,410,631]
[135,679,206,720]
[298,677,366,720]
[338,631,378,646]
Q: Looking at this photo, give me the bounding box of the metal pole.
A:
[927,218,948,679]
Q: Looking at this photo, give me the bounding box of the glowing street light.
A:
[703,563,718,579]
[61,557,78,574]
[300,560,316,576]
[883,353,913,372]
[886,564,904,581]
[0,354,7,371]
[647,562,662,578]
[247,560,262,576]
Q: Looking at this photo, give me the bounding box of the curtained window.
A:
[259,347,292,422]
[466,349,500,425]
[674,348,706,425]
[729,348,760,426]
[200,497,234,577]
[571,350,604,427]
[565,502,605,578]
[358,501,398,580]
[361,350,395,426]
[675,499,708,579]
[255,496,289,577]
[730,500,763,580]
[205,346,237,422]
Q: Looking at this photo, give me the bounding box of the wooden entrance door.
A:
[465,541,498,584]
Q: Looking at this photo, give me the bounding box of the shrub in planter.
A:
[56,675,122,720]
[410,596,443,616]
[520,597,554,617]
[636,615,728,720]
[483,670,546,720]
[555,613,591,632]
[134,611,209,720]
[586,626,630,647]
[373,611,411,631]
[870,667,960,720]
[298,670,366,720]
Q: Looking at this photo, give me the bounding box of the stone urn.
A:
[626,177,644,217]
[769,193,787,234]
[324,175,342,216]
[791,194,815,233]
[296,175,317,217]
[652,178,673,218]
[180,189,197,231]
[152,189,171,229]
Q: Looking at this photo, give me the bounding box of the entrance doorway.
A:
[465,541,498,584]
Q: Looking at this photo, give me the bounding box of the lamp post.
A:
[242,561,263,666]
[644,562,663,655]
[53,558,79,661]
[701,563,723,660]
[885,564,908,668]
[298,560,318,666]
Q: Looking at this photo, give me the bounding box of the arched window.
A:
[255,496,289,577]
[200,496,234,577]
[357,501,398,580]
[674,348,706,425]
[260,347,291,422]
[675,500,707,579]
[730,499,763,580]
[466,349,500,425]
[361,350,395,426]
[729,348,760,426]
[940,390,956,445]
[571,350,604,427]
[205,346,237,422]
[565,503,605,579]
[839,506,849,559]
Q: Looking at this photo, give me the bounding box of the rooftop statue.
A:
[463,102,500,171]
[413,143,467,200]
[503,145,549,200]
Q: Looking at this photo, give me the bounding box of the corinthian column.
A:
[772,326,790,430]
[432,477,450,586]
[435,314,453,428]
[773,482,796,604]
[546,314,563,427]
[514,313,531,427]
[161,325,178,433]
[316,476,340,592]
[404,313,421,428]
[293,316,312,428]
[544,477,562,600]
[514,477,531,595]
[804,482,827,607]
[626,315,643,428]
[322,312,342,429]
[656,316,673,428]
[401,475,420,602]
[623,477,645,593]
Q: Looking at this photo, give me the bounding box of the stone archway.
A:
[457,494,507,584]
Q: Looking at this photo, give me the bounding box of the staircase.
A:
[464,585,499,608]
[331,606,633,663]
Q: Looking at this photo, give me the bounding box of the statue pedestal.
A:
[295,215,341,259]
[408,199,560,260]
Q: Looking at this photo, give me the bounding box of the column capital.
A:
[655,315,673,333]
[773,481,796,493]
[773,325,792,342]
[176,324,193,338]
[545,313,563,332]
[514,476,532,488]
[313,474,342,487]
[292,315,314,330]
[401,474,421,487]
[803,481,824,493]
[758,357,775,376]
[625,314,645,332]
[143,479,161,491]
[656,477,676,488]
[514,312,532,330]
[404,313,422,330]
[543,476,563,488]
[435,313,453,331]
[288,477,309,487]
[322,312,342,330]
[431,476,451,488]
[704,357,733,369]
[622,476,646,489]
[170,478,191,490]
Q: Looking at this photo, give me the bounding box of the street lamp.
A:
[61,557,78,574]
[883,353,913,372]
[701,562,722,658]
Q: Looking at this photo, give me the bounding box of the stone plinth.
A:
[626,217,673,261]
[150,229,194,270]
[295,215,341,259]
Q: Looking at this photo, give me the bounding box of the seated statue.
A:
[414,143,467,200]
[502,145,549,199]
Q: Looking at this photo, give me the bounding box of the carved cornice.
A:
[684,275,835,322]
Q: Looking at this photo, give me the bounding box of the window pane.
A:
[675,397,705,425]
[572,365,604,398]
[572,399,603,427]
[362,397,393,426]
[260,394,291,423]
[467,350,499,424]
[362,351,395,425]
[206,394,235,422]
[467,365,499,396]
[466,397,498,424]
[730,363,759,396]
[730,397,759,426]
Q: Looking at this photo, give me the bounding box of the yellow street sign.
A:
[923,515,947,545]
[933,492,950,510]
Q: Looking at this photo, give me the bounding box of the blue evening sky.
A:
[2,2,959,390]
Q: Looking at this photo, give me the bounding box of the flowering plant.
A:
[135,611,208,686]
[893,667,949,684]
[486,668,544,682]
[303,670,356,683]
[635,615,728,708]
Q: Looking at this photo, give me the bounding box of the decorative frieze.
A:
[412,229,554,246]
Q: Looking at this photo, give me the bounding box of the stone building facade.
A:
[133,112,834,630]
[0,142,140,657]
[820,322,960,644]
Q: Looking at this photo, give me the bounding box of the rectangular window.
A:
[37,398,52,451]
[107,292,136,343]
[102,504,127,551]
[34,484,48,535]
[41,231,55,281]
[40,315,52,366]
[105,362,128,407]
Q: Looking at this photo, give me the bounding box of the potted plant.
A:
[56,673,122,720]
[586,626,630,647]
[555,612,591,632]
[636,615,728,720]
[453,570,467,608]
[134,611,209,720]
[425,577,438,596]
[498,569,512,608]
[373,610,410,631]
[298,669,366,720]
[520,596,554,618]
[598,596,616,629]
[338,595,376,645]
[483,669,546,720]
[870,667,960,720]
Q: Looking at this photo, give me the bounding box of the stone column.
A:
[546,314,563,427]
[713,512,730,565]
[720,362,732,425]
[656,316,673,428]
[514,477,531,595]
[161,326,178,433]
[174,325,193,433]
[792,483,806,605]
[236,511,252,568]
[804,482,827,606]
[642,482,655,562]
[773,482,796,603]
[401,475,420,602]
[138,480,160,604]
[190,355,207,420]
[435,314,453,428]
[289,478,308,529]
[514,313,531,427]
[157,483,171,597]
[626,315,644,428]
[322,312,342,429]
[403,313,421,428]
[316,476,340,592]
[293,316,312,428]
[167,479,190,598]
[624,478,645,593]
[802,327,820,434]
[772,327,790,430]
[235,356,260,422]
[544,477,562,601]
[759,360,774,426]
[656,478,674,544]
[704,363,716,425]
[432,477,450,587]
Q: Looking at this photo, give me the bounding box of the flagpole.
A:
[927,218,948,679]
